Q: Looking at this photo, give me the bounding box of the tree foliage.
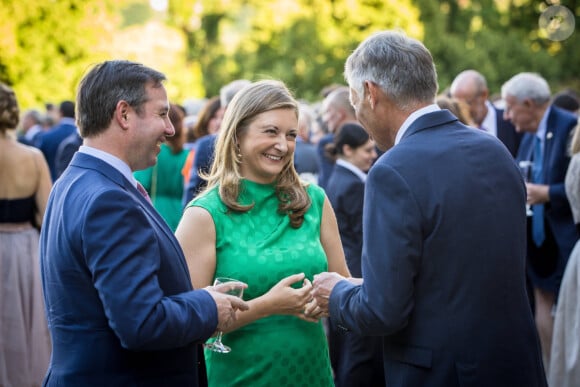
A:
[418,0,579,94]
[0,0,578,109]
[0,0,118,108]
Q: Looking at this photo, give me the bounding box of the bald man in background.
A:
[316,86,358,189]
[450,70,521,157]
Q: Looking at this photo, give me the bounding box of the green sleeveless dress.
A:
[189,180,334,386]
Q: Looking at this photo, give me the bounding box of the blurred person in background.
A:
[0,82,52,387]
[451,69,521,157]
[505,72,579,371]
[316,86,358,189]
[436,95,475,126]
[181,96,223,185]
[38,100,78,181]
[549,120,580,386]
[552,89,579,116]
[324,122,383,387]
[17,108,45,147]
[294,102,320,183]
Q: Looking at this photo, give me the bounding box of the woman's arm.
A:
[320,196,351,277]
[175,206,217,288]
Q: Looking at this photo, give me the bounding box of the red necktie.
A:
[136,182,152,204]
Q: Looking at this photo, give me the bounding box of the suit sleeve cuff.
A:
[329,279,357,331]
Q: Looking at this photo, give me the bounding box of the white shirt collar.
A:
[78,145,137,187]
[335,159,367,182]
[480,101,497,136]
[395,104,441,145]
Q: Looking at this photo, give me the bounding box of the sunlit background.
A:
[0,0,577,110]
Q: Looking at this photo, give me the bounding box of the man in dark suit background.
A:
[450,69,521,157]
[17,108,44,147]
[39,60,248,386]
[503,72,578,371]
[316,86,358,189]
[313,31,546,386]
[38,100,78,181]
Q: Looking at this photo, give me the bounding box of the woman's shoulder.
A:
[189,185,223,209]
[305,182,326,208]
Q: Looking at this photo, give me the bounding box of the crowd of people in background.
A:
[1,28,580,387]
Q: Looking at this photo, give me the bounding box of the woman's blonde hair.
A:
[201,80,310,228]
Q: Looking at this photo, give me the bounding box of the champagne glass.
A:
[518,160,534,217]
[204,277,245,354]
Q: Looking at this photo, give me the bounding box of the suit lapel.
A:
[69,153,188,270]
[542,107,559,176]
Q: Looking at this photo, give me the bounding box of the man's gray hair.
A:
[501,72,551,105]
[344,30,438,111]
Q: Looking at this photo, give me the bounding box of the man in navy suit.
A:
[503,72,578,370]
[17,108,44,147]
[313,31,546,386]
[316,86,358,189]
[39,60,248,386]
[38,100,78,181]
[450,69,521,157]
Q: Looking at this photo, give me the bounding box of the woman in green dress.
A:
[176,80,351,386]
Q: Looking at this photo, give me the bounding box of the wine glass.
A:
[518,160,534,217]
[204,277,245,354]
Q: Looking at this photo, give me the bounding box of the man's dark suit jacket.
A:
[54,131,83,179]
[38,118,78,181]
[40,152,217,386]
[316,133,335,189]
[326,164,365,277]
[294,138,320,176]
[515,106,578,291]
[329,110,547,386]
[495,106,522,157]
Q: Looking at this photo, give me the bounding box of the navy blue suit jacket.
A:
[40,152,217,386]
[326,164,364,277]
[516,106,578,274]
[182,134,216,207]
[329,110,546,386]
[38,118,78,181]
[495,107,522,157]
[316,133,335,189]
[294,138,320,176]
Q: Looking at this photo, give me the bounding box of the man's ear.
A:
[116,101,130,129]
[522,98,534,109]
[365,81,380,110]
